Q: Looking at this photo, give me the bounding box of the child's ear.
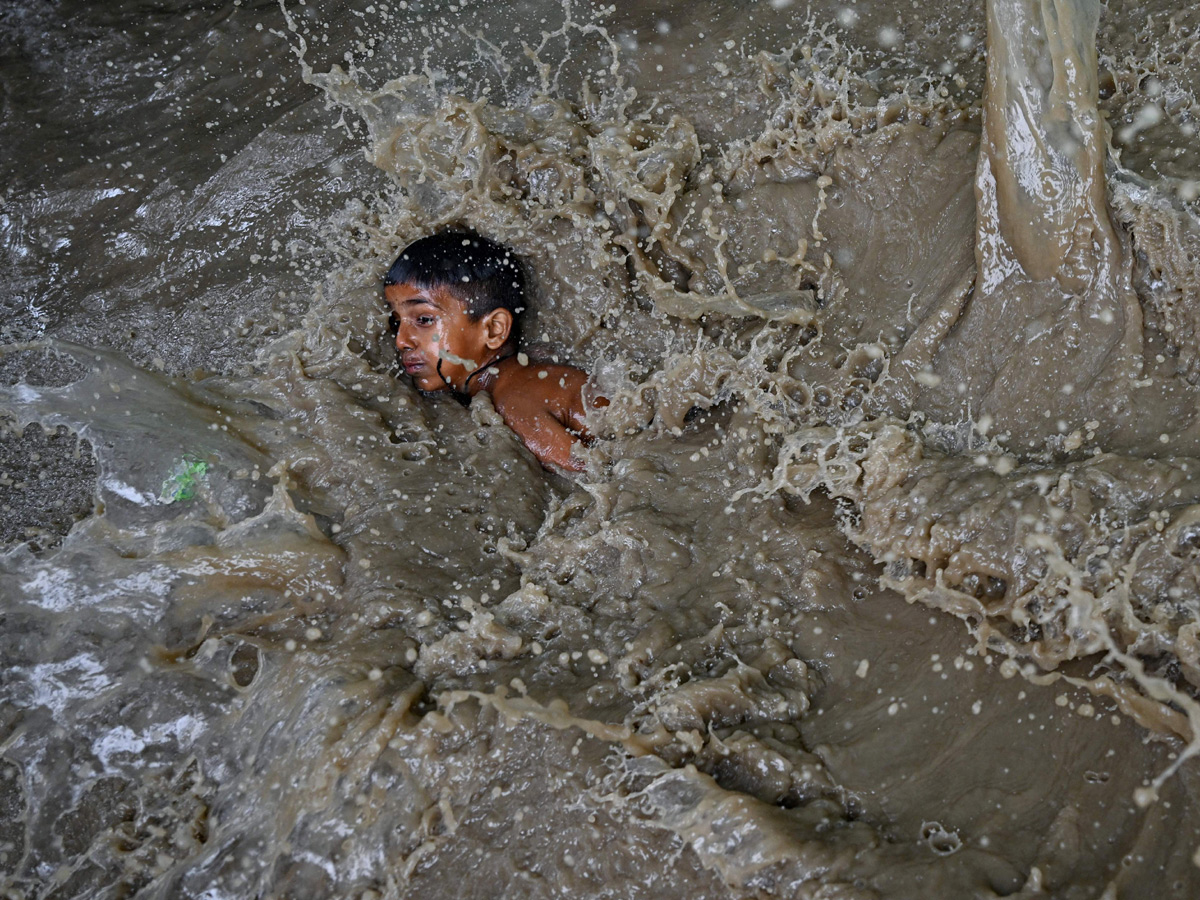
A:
[481,308,513,350]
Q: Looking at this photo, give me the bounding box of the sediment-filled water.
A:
[5,1,1200,897]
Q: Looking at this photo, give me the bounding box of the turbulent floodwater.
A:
[6,0,1200,897]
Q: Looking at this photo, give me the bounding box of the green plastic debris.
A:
[160,456,208,503]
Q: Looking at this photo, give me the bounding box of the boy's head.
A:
[384,232,526,393]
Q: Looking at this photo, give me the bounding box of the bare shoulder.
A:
[477,358,594,470]
[492,360,588,409]
[488,357,600,440]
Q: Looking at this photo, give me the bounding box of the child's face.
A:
[384,281,505,393]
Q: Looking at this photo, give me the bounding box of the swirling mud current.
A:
[5,1,1200,898]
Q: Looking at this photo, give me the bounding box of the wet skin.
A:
[385,280,604,471]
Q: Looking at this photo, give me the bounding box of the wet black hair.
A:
[384,231,526,345]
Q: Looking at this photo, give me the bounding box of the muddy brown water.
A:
[4,0,1200,897]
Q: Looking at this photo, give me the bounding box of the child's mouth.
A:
[402,357,424,374]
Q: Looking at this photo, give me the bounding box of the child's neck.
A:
[464,349,516,396]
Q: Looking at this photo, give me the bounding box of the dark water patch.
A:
[0,419,96,552]
[0,346,87,388]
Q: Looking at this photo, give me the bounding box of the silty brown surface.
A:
[3,0,1200,898]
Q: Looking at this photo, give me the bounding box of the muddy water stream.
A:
[4,0,1200,897]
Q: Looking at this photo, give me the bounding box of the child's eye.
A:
[416,315,436,326]
[388,312,401,335]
